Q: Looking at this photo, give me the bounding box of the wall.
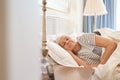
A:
[6,0,41,80]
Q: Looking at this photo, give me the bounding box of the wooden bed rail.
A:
[42,0,48,57]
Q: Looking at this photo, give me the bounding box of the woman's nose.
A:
[66,40,70,44]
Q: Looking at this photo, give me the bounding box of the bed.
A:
[41,0,120,80]
[46,29,120,80]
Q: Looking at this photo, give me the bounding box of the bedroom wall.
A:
[6,0,41,80]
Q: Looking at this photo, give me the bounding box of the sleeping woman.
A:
[56,32,117,69]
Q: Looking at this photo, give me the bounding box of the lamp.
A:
[83,0,107,30]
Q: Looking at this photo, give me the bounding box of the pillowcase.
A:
[47,41,79,67]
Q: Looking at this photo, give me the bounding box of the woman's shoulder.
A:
[77,33,95,39]
[77,33,95,45]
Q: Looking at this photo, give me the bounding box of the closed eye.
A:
[62,38,68,47]
[62,42,65,47]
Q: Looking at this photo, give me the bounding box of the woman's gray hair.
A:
[55,36,61,44]
[55,35,69,46]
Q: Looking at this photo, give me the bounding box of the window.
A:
[39,0,70,12]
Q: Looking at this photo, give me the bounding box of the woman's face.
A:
[58,35,76,51]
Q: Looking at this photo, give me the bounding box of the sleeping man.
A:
[56,32,117,69]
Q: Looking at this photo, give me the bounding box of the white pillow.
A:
[94,28,114,36]
[107,31,120,43]
[47,41,79,67]
[95,28,120,42]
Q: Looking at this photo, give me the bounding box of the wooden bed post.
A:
[42,0,48,57]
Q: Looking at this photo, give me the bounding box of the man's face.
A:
[58,35,76,51]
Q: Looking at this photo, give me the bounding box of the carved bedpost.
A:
[42,0,48,57]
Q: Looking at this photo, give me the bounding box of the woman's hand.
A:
[84,64,92,70]
[84,64,99,70]
[90,64,99,67]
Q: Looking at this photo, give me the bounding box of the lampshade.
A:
[83,0,107,16]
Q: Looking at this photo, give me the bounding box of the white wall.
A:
[6,0,41,80]
[74,0,84,33]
